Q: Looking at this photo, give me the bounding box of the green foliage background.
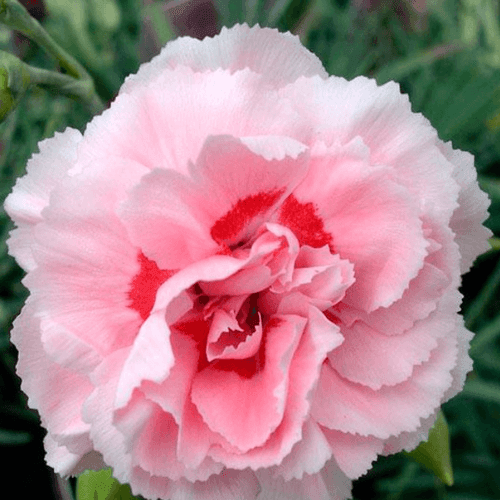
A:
[1,0,499,499]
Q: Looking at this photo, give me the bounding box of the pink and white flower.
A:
[5,24,491,500]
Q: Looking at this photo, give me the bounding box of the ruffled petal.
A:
[10,299,93,454]
[439,141,492,273]
[382,411,439,455]
[256,458,351,500]
[44,435,88,477]
[79,66,304,177]
[321,428,383,479]
[382,321,474,453]
[290,138,428,312]
[82,349,134,482]
[201,223,300,296]
[441,319,474,402]
[115,310,175,409]
[273,419,332,481]
[120,135,308,269]
[195,135,308,248]
[123,400,224,481]
[328,290,458,389]
[121,24,327,94]
[208,306,342,469]
[288,246,355,307]
[191,315,306,452]
[206,308,263,362]
[4,128,82,271]
[140,331,201,424]
[282,75,460,225]
[23,156,147,355]
[128,466,260,500]
[45,441,105,478]
[177,398,228,470]
[116,250,271,409]
[119,167,220,270]
[312,331,458,438]
[336,261,449,336]
[40,316,102,375]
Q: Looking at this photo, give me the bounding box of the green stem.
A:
[0,0,105,113]
[29,66,104,115]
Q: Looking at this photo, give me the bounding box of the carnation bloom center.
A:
[127,193,347,380]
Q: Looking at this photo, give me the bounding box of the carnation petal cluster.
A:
[5,24,491,500]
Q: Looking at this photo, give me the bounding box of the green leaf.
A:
[77,468,137,500]
[89,0,121,33]
[44,0,99,64]
[0,428,32,445]
[405,410,454,486]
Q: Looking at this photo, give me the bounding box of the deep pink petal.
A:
[195,135,308,248]
[128,252,177,321]
[207,308,263,362]
[277,194,333,249]
[208,306,342,469]
[191,315,306,452]
[115,253,254,409]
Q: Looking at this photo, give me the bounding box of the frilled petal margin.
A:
[312,332,458,439]
[120,24,328,95]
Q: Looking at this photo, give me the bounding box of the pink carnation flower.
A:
[5,24,491,500]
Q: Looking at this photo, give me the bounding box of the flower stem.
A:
[0,0,105,114]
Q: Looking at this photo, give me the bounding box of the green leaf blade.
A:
[77,468,138,500]
[406,410,454,486]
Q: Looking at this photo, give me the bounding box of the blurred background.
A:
[1,0,500,499]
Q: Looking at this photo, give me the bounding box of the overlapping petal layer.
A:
[5,23,491,500]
